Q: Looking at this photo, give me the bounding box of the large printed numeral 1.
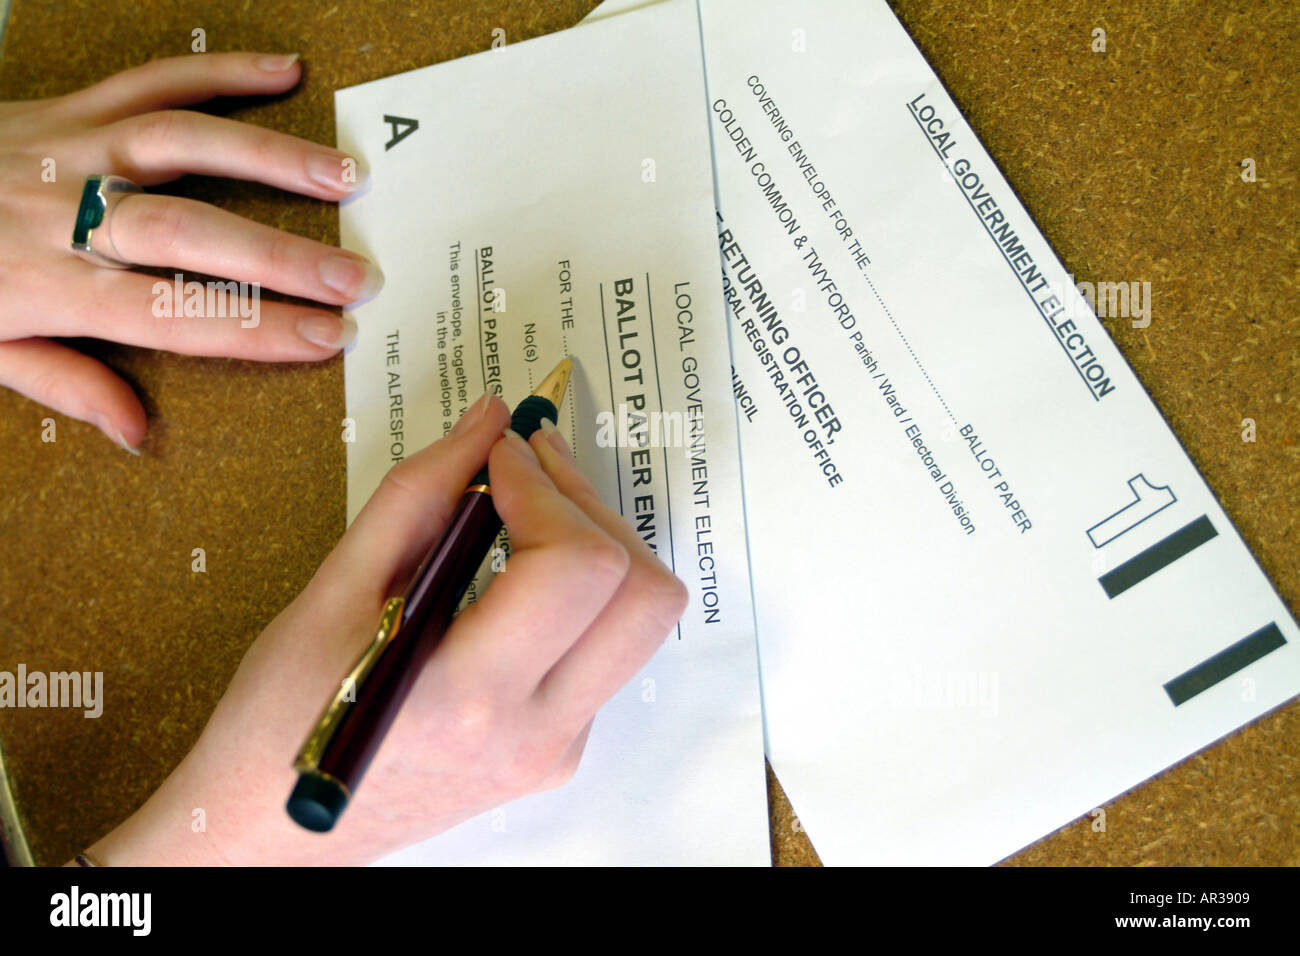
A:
[1086,473,1175,548]
[1087,475,1285,706]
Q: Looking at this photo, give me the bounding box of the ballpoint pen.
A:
[286,358,573,832]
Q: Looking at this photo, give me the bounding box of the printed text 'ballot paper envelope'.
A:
[587,0,1300,865]
[337,0,769,865]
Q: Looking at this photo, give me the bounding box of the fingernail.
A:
[536,417,573,457]
[319,255,384,302]
[501,427,535,457]
[257,53,301,72]
[115,430,143,456]
[97,416,142,455]
[345,158,371,192]
[449,391,491,437]
[308,152,367,192]
[297,312,357,349]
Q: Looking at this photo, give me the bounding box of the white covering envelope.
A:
[587,0,1300,865]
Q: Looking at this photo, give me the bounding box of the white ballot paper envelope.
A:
[336,0,769,865]
[588,0,1300,865]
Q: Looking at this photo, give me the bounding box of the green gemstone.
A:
[73,178,105,245]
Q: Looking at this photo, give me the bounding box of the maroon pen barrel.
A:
[295,488,502,826]
[288,361,571,834]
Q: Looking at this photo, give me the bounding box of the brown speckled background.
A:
[0,1,1295,867]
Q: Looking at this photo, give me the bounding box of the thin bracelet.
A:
[73,851,102,867]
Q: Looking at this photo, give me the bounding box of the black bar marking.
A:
[1164,622,1287,706]
[1099,515,1217,598]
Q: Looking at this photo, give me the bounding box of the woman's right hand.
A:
[86,394,691,865]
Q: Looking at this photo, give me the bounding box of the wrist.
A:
[87,759,233,866]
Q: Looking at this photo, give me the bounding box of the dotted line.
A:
[862,273,956,425]
[562,332,576,450]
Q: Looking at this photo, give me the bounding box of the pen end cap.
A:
[287,773,349,832]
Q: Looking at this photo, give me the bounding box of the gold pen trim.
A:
[534,358,573,407]
[305,768,352,799]
[290,360,571,784]
[293,596,406,774]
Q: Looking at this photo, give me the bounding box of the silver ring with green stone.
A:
[70,174,142,268]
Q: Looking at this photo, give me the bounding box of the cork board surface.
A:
[0,0,1295,867]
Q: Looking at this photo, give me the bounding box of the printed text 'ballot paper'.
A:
[589,0,1300,865]
[336,0,768,865]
